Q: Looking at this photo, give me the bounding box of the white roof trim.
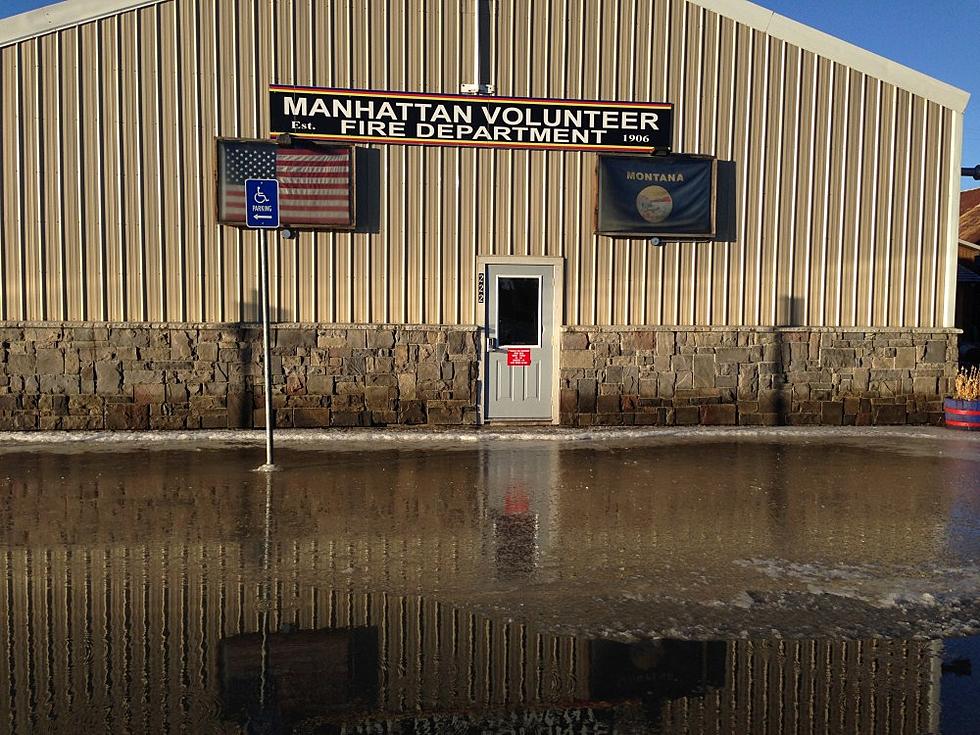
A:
[690,0,969,112]
[1,0,972,112]
[0,0,162,48]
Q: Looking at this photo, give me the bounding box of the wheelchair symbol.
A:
[253,188,269,204]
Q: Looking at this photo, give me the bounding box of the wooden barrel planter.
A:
[944,399,980,430]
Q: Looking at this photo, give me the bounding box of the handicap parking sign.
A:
[245,179,280,229]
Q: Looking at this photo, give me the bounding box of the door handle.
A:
[488,337,498,350]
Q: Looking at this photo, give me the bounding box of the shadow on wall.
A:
[236,287,290,324]
[714,161,738,242]
[354,147,381,235]
[771,296,805,425]
[779,295,805,328]
[228,287,295,429]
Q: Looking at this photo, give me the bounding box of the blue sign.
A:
[245,178,280,229]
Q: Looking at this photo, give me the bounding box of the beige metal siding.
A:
[0,0,962,327]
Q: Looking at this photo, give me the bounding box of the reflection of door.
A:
[483,262,557,421]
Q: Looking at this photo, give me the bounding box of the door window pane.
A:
[497,277,540,346]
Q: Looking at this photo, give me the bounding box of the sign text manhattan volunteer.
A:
[270,86,674,152]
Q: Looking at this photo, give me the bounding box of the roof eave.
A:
[0,0,163,48]
[1,0,973,114]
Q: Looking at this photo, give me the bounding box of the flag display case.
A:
[216,138,354,230]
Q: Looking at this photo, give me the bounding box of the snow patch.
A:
[0,425,976,453]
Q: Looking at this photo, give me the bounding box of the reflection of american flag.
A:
[218,140,352,227]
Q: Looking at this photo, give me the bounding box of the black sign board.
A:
[596,154,717,238]
[270,86,673,153]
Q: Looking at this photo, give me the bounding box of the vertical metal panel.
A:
[904,95,927,327]
[176,0,201,321]
[775,43,800,327]
[919,101,942,327]
[20,39,43,320]
[694,6,716,325]
[890,89,912,327]
[726,21,750,326]
[743,29,767,325]
[708,13,733,325]
[760,36,785,327]
[198,0,220,323]
[856,76,880,328]
[158,2,182,321]
[681,4,701,326]
[119,11,145,321]
[809,57,833,327]
[215,0,240,321]
[40,33,64,322]
[938,106,957,328]
[794,49,818,327]
[873,82,897,328]
[0,0,961,328]
[843,67,865,326]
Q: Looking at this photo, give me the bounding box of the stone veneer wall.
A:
[0,322,961,430]
[0,323,479,430]
[560,327,959,427]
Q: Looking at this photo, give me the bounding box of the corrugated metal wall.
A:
[0,0,960,327]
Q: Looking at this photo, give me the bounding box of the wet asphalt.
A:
[0,427,977,733]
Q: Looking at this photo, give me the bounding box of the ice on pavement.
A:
[1,426,978,639]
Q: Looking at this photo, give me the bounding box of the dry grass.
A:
[953,366,980,401]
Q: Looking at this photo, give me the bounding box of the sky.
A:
[2,0,978,186]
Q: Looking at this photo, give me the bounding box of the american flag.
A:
[218,140,353,227]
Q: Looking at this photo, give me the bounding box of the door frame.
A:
[475,256,564,425]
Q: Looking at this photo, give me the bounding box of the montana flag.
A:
[217,140,353,228]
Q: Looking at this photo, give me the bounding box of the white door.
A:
[483,263,556,421]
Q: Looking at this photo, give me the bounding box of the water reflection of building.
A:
[0,443,960,732]
[0,442,954,568]
[0,540,941,734]
[482,446,560,580]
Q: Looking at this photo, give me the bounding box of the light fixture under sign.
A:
[460,82,496,95]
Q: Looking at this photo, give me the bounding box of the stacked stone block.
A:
[0,322,960,430]
[560,327,958,427]
[0,323,479,430]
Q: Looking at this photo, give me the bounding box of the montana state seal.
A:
[635,185,673,224]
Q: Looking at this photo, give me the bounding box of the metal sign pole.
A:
[245,177,279,470]
[260,228,274,468]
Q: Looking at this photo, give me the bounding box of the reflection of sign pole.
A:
[245,179,280,469]
[260,470,273,708]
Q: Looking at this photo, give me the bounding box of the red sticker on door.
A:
[506,348,532,366]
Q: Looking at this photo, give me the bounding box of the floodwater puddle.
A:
[0,430,978,733]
